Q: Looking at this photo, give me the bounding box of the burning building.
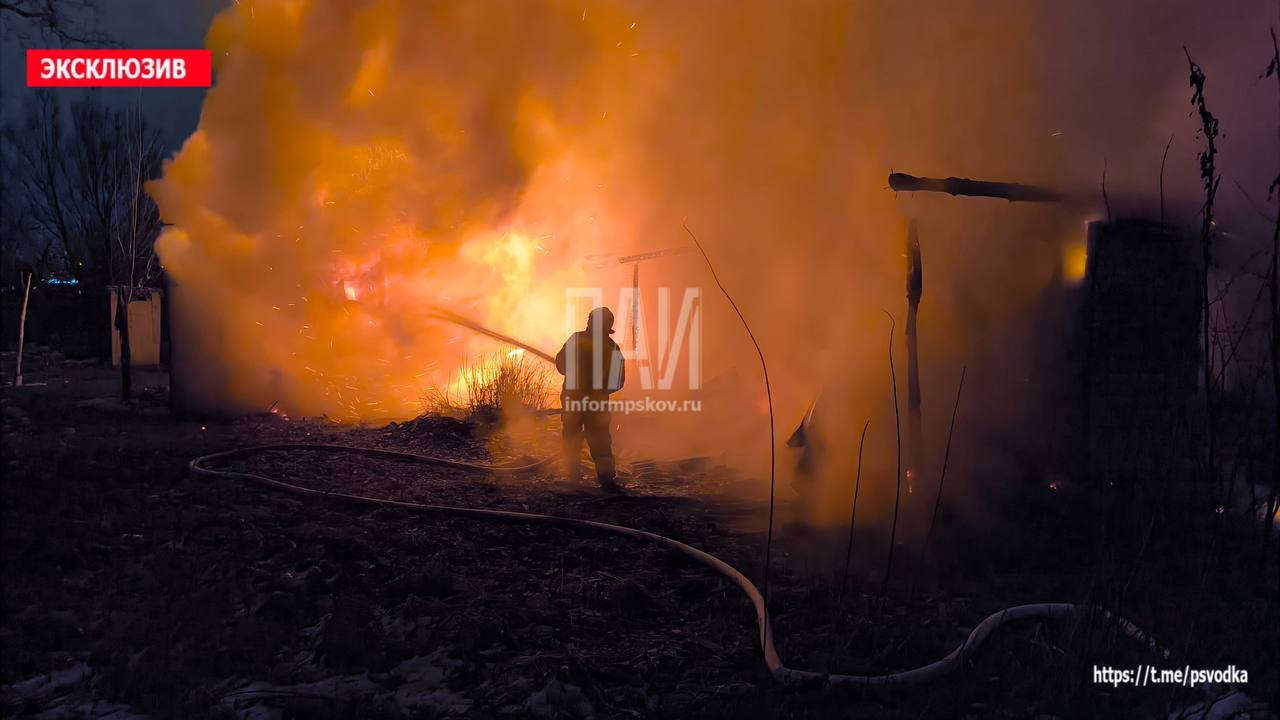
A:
[142,0,1263,520]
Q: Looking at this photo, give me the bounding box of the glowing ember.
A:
[1061,240,1088,284]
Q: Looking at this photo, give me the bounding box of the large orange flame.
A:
[152,1,641,420]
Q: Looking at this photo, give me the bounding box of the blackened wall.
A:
[1078,220,1200,484]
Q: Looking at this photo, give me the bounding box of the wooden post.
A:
[14,271,33,387]
[631,261,640,352]
[905,220,923,494]
[115,285,132,400]
[164,273,179,417]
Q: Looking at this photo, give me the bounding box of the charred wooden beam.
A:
[889,172,1063,203]
[905,219,923,493]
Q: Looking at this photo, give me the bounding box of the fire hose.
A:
[189,443,1169,690]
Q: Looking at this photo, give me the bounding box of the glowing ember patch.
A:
[1062,241,1087,284]
[343,281,360,301]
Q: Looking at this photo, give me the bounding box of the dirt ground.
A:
[1,349,1276,719]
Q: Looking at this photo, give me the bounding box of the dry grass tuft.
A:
[424,350,555,422]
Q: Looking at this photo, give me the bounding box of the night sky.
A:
[0,0,225,147]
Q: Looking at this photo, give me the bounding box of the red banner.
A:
[26,49,212,88]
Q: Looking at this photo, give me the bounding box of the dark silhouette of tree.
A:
[2,94,165,398]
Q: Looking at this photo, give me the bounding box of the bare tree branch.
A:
[0,0,108,46]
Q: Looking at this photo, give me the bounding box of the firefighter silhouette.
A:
[555,307,626,492]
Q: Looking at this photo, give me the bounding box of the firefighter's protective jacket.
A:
[555,330,625,400]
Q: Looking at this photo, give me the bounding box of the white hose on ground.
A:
[189,443,1168,690]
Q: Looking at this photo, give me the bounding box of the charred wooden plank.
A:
[888,172,1062,203]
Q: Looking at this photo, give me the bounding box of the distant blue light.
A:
[45,278,79,285]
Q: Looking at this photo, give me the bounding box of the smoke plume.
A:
[152,0,1274,521]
